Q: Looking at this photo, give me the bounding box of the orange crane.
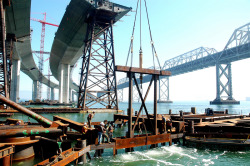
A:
[30,13,58,101]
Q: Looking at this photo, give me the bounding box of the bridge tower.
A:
[158,76,172,103]
[210,63,239,104]
[78,11,118,110]
[210,22,250,105]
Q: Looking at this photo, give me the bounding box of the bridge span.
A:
[5,0,58,102]
[117,22,250,104]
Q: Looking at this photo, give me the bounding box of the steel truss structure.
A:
[0,1,13,101]
[211,22,250,103]
[158,76,171,103]
[162,47,217,72]
[78,14,118,109]
[214,63,233,101]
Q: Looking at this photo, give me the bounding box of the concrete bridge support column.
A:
[158,76,172,103]
[69,88,72,103]
[32,80,39,101]
[10,59,20,102]
[51,88,55,101]
[210,63,239,105]
[59,64,70,103]
[71,91,75,102]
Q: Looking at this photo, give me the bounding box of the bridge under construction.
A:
[1,0,250,108]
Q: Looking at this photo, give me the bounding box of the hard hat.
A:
[100,122,104,126]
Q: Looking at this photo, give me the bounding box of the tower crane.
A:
[30,13,58,101]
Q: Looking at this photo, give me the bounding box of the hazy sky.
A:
[20,0,250,101]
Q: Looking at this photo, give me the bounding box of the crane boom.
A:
[30,13,59,101]
[30,18,59,27]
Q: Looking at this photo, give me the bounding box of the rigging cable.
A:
[125,0,140,67]
[143,0,162,70]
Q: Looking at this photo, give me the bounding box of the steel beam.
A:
[0,95,53,127]
[128,72,133,138]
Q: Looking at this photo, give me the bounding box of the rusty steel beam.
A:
[0,125,42,130]
[132,78,153,132]
[0,109,18,113]
[0,127,62,137]
[0,95,53,127]
[133,75,155,133]
[115,133,171,149]
[115,65,171,76]
[53,115,84,133]
[153,75,159,135]
[128,72,133,138]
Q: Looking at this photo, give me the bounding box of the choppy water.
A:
[2,101,250,166]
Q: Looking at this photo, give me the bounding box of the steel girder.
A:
[78,17,118,109]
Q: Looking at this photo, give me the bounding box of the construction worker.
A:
[103,120,110,143]
[108,122,115,142]
[162,115,166,133]
[87,111,95,128]
[98,122,105,145]
[82,123,88,134]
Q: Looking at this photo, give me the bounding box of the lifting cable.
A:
[125,0,162,70]
[125,0,140,67]
[143,0,161,70]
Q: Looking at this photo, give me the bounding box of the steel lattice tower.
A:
[78,12,118,110]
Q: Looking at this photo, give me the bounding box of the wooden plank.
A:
[90,143,115,150]
[171,133,184,139]
[36,146,91,166]
[78,146,91,157]
[115,133,171,149]
[115,65,171,76]
[35,148,73,166]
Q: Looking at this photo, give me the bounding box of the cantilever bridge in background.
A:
[117,23,250,104]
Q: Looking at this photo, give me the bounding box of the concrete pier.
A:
[10,59,20,102]
[59,64,70,103]
[51,88,55,100]
[32,80,38,101]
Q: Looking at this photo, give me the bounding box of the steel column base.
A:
[210,99,240,105]
[157,100,173,103]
